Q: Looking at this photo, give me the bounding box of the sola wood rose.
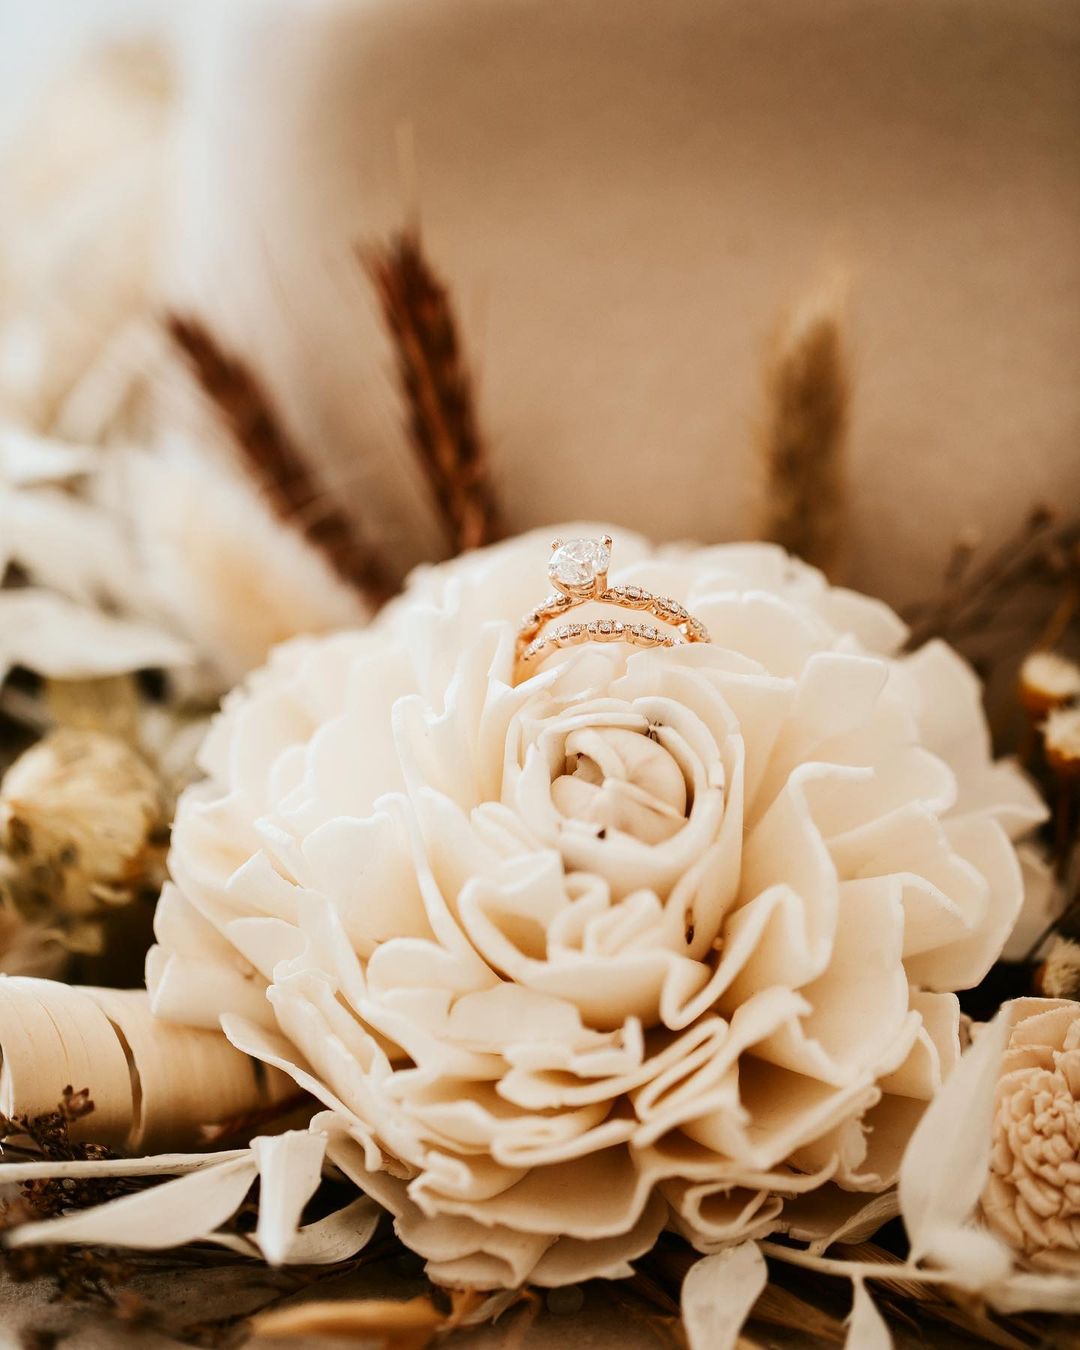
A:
[982,999,1080,1272]
[143,527,1044,1287]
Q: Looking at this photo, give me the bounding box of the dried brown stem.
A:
[166,315,395,606]
[755,281,850,578]
[363,230,501,555]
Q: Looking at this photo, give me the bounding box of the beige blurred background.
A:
[6,0,1080,606]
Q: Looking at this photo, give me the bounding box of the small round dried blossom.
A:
[982,999,1080,1273]
[0,729,165,918]
[1043,707,1080,778]
[1019,652,1080,717]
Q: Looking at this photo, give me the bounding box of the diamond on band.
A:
[513,536,711,683]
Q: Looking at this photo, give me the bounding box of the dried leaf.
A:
[0,482,139,605]
[252,1131,327,1265]
[987,1271,1080,1315]
[0,429,96,486]
[0,589,191,685]
[681,1242,767,1350]
[898,1009,1013,1283]
[280,1195,381,1266]
[6,1154,258,1249]
[845,1280,892,1350]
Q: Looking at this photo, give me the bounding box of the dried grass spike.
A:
[166,314,394,606]
[364,229,501,554]
[755,276,850,578]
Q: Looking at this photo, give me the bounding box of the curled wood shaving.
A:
[0,979,293,1151]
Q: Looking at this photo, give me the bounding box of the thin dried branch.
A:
[0,1088,142,1305]
[755,280,850,578]
[363,230,501,554]
[905,506,1080,651]
[166,315,395,606]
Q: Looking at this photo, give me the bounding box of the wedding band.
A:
[513,536,710,683]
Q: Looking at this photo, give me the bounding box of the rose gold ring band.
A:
[513,536,710,684]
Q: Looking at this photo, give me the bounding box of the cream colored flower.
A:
[982,999,1080,1273]
[152,527,1045,1287]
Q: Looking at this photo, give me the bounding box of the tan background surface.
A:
[167,0,1080,604]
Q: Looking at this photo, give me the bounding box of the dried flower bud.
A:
[0,730,165,920]
[1019,652,1080,717]
[1044,707,1080,778]
[1038,937,1080,1001]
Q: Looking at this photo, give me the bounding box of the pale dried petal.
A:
[6,1155,258,1250]
[253,1131,328,1265]
[0,589,191,685]
[845,1280,892,1350]
[0,429,96,485]
[899,1010,1011,1276]
[681,1242,767,1350]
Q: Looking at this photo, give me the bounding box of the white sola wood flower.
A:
[144,525,1044,1287]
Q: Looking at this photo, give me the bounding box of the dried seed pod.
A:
[0,729,166,921]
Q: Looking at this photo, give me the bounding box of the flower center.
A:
[550,725,688,845]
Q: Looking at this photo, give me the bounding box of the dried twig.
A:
[905,506,1080,651]
[755,279,850,578]
[0,1088,141,1305]
[166,315,395,606]
[363,230,500,555]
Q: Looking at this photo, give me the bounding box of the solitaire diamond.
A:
[548,537,611,592]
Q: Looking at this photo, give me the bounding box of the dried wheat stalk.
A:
[166,315,395,606]
[363,230,501,555]
[755,281,850,578]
